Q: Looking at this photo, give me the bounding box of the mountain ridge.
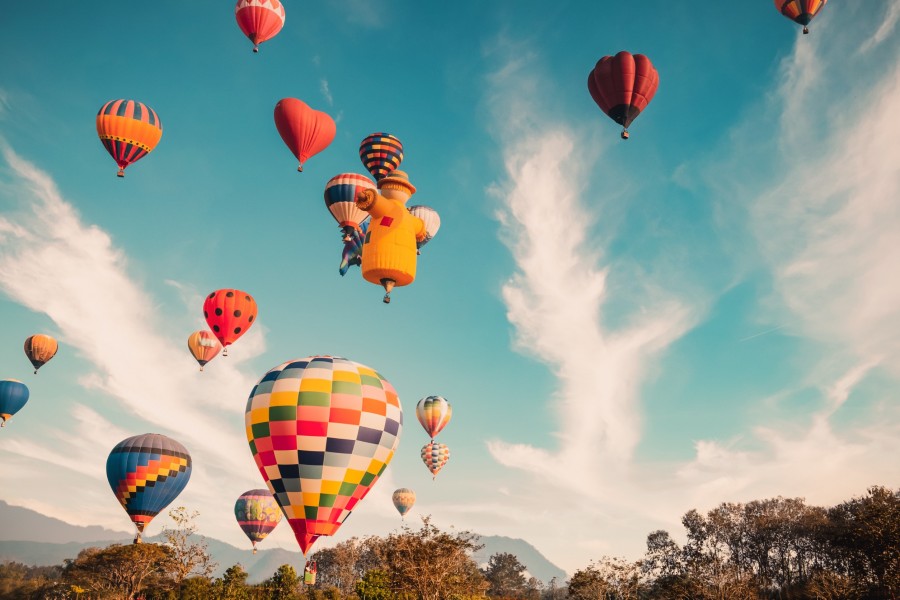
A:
[0,500,567,585]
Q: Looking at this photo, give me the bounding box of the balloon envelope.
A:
[245,356,402,554]
[392,488,416,518]
[187,330,222,371]
[408,205,441,249]
[324,173,376,230]
[416,396,452,440]
[203,289,258,350]
[0,380,29,427]
[774,0,827,31]
[587,52,659,137]
[235,488,283,551]
[274,99,336,171]
[106,433,192,540]
[24,334,59,374]
[359,133,403,181]
[235,0,285,52]
[96,100,162,177]
[421,442,450,478]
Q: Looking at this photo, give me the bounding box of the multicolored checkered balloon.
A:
[245,356,402,555]
[421,441,450,480]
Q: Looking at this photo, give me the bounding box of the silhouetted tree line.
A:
[0,486,896,599]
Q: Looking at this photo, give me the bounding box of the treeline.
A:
[0,485,896,599]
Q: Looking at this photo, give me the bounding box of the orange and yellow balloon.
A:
[187,331,222,371]
[24,334,58,374]
[96,100,163,177]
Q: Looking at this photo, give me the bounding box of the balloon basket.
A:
[620,130,630,140]
[117,168,125,177]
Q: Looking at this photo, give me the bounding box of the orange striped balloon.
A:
[96,99,163,177]
[24,334,58,374]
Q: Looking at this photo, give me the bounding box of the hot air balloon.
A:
[421,442,449,479]
[234,489,283,553]
[245,356,402,556]
[203,289,257,356]
[24,334,58,374]
[324,173,376,241]
[355,171,428,303]
[96,99,163,177]
[392,488,416,519]
[416,396,452,440]
[407,206,441,250]
[274,99,336,172]
[187,330,222,371]
[0,380,29,427]
[587,52,659,140]
[359,133,404,182]
[774,0,827,34]
[235,0,285,52]
[340,218,369,276]
[106,433,192,543]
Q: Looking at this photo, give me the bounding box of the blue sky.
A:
[1,1,899,575]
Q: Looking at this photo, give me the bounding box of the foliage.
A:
[482,552,528,598]
[266,564,302,599]
[62,543,174,599]
[0,562,63,600]
[217,563,251,599]
[161,506,217,586]
[356,568,392,600]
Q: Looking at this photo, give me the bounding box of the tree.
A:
[161,506,217,587]
[371,516,488,600]
[267,564,302,599]
[356,569,392,600]
[483,552,528,598]
[0,562,63,600]
[63,544,174,599]
[218,564,251,599]
[567,557,642,600]
[311,537,378,596]
[179,575,215,599]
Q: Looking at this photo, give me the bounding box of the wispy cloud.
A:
[0,147,270,542]
[483,40,696,491]
[859,1,900,54]
[320,79,333,106]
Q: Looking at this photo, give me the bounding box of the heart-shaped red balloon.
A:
[274,98,336,172]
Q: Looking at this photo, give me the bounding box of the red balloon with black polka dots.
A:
[203,289,258,355]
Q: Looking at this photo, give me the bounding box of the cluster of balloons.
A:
[417,396,452,480]
[0,335,60,429]
[326,133,441,303]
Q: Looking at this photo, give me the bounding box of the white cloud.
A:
[0,148,270,543]
[320,79,333,106]
[859,1,900,54]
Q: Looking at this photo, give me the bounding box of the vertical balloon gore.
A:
[235,0,285,52]
[416,396,452,440]
[24,334,59,374]
[0,380,29,427]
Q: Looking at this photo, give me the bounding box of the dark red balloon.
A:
[587,51,659,139]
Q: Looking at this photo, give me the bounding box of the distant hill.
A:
[0,501,567,585]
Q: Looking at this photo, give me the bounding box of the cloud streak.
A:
[0,147,270,542]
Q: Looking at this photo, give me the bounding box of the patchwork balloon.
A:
[359,133,403,181]
[235,0,285,52]
[416,396,452,440]
[24,334,59,374]
[96,99,163,177]
[274,99,336,172]
[203,289,258,355]
[106,433,192,542]
[245,356,402,555]
[187,330,222,371]
[392,488,416,519]
[0,380,29,427]
[421,441,450,479]
[234,488,283,553]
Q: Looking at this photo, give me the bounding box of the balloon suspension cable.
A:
[117,168,125,177]
[621,129,630,140]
